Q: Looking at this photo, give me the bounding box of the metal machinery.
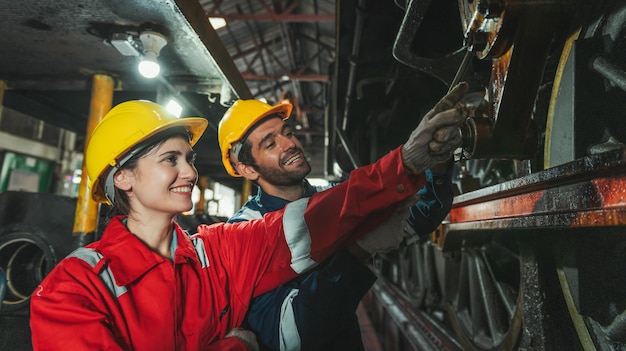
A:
[0,0,624,350]
[332,0,626,350]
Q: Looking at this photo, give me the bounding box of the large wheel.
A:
[0,192,77,315]
[397,241,429,308]
[553,231,626,351]
[545,4,626,348]
[445,241,522,351]
[0,232,56,314]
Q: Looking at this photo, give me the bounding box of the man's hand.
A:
[401,82,470,174]
[225,328,259,351]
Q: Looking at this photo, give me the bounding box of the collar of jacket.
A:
[254,179,317,212]
[92,216,198,286]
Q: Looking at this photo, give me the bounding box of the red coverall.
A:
[29,147,424,350]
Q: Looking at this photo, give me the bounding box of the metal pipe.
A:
[592,56,626,92]
[327,1,341,178]
[0,81,5,126]
[72,74,114,247]
[330,0,368,173]
[0,80,5,108]
[340,0,367,131]
[449,49,474,92]
[337,129,361,169]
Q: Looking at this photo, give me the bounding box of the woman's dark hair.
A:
[106,127,192,220]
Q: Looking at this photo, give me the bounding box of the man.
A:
[218,92,460,350]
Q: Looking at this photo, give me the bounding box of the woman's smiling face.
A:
[120,135,198,216]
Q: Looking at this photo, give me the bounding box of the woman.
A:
[29,84,467,350]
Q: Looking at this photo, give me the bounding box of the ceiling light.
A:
[138,31,168,79]
[166,99,183,117]
[209,17,227,30]
[138,53,160,78]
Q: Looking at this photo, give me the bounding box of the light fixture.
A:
[209,17,227,30]
[166,99,183,117]
[109,33,141,57]
[138,31,168,79]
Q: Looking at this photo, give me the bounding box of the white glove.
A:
[356,196,417,254]
[401,82,470,174]
[225,328,259,351]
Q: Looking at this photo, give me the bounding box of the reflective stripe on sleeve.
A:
[191,237,210,268]
[279,288,301,351]
[68,247,127,298]
[283,197,317,273]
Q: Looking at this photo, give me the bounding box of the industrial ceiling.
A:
[0,0,337,192]
[0,0,467,192]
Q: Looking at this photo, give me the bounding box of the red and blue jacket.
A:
[228,164,455,351]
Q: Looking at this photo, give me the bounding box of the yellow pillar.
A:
[196,176,208,215]
[240,179,252,208]
[0,81,6,107]
[72,74,114,247]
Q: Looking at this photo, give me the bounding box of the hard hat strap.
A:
[103,142,151,204]
[102,126,191,203]
[232,141,243,159]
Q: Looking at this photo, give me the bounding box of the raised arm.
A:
[203,83,470,298]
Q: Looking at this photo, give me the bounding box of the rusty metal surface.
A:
[445,148,626,233]
[458,0,580,159]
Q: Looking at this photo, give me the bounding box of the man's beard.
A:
[255,160,311,186]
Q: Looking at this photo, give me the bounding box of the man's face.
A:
[246,117,311,186]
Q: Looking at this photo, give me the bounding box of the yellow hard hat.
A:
[218,99,292,177]
[86,100,208,204]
